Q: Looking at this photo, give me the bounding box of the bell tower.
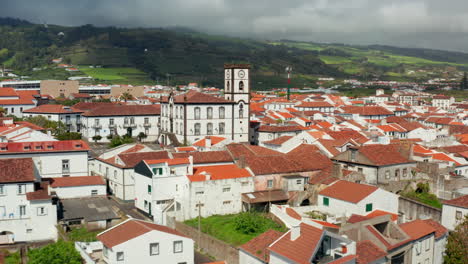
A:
[224,64,250,103]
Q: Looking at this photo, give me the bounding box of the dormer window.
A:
[75,144,82,148]
[0,147,6,151]
[24,146,31,150]
[35,146,42,150]
[47,145,53,149]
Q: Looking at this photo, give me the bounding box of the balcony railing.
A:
[109,123,116,128]
[92,124,102,129]
[143,123,152,127]
[123,123,137,128]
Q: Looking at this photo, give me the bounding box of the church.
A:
[159,64,250,145]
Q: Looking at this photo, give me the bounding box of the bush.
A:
[28,240,82,264]
[56,132,82,140]
[234,212,275,235]
[92,135,102,142]
[109,134,134,148]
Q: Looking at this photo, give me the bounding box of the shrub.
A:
[234,212,273,235]
[92,135,102,142]
[28,240,82,264]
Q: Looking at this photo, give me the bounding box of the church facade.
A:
[159,64,250,145]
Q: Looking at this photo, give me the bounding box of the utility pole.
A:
[197,201,202,248]
[286,66,292,100]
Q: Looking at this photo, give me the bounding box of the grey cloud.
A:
[2,0,468,52]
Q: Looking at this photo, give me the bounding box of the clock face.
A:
[226,70,230,79]
[238,70,245,78]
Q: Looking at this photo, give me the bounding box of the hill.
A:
[1,18,467,89]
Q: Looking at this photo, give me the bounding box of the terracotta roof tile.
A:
[23,104,83,114]
[319,180,378,203]
[240,229,284,262]
[162,90,232,104]
[356,240,387,264]
[296,101,334,108]
[442,195,468,209]
[0,140,89,154]
[422,219,448,239]
[26,181,51,201]
[193,136,227,147]
[172,150,233,164]
[263,136,293,145]
[97,219,188,248]
[399,219,435,240]
[48,176,105,187]
[356,144,412,166]
[258,125,304,133]
[0,158,35,183]
[286,208,302,220]
[188,164,251,182]
[82,104,160,117]
[117,151,170,168]
[341,106,393,116]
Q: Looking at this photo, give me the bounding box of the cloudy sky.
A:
[2,0,468,52]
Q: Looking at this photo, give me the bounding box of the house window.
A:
[239,104,244,118]
[366,203,373,212]
[195,188,204,195]
[195,107,201,119]
[150,243,159,255]
[62,160,70,173]
[416,241,422,255]
[18,184,26,194]
[173,241,183,253]
[148,185,152,194]
[296,179,302,184]
[385,170,390,179]
[403,168,408,177]
[207,107,213,119]
[239,81,244,91]
[144,200,148,210]
[124,117,129,124]
[323,197,329,206]
[144,117,149,124]
[0,185,4,195]
[116,252,124,261]
[456,210,462,220]
[95,119,99,126]
[37,207,46,216]
[207,123,213,135]
[267,180,273,188]
[91,190,98,196]
[425,238,430,251]
[109,118,114,126]
[219,122,225,134]
[114,170,117,179]
[223,187,231,192]
[395,169,400,178]
[358,168,363,173]
[130,117,135,124]
[219,107,225,119]
[19,205,26,216]
[194,123,201,136]
[223,201,231,205]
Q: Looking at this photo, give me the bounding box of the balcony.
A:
[123,123,137,128]
[109,123,116,128]
[92,124,102,129]
[143,123,152,128]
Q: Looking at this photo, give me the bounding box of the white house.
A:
[134,157,254,224]
[96,218,194,264]
[47,176,106,199]
[159,64,250,146]
[0,88,37,118]
[23,104,84,133]
[318,180,399,218]
[432,95,455,109]
[0,117,55,142]
[0,158,57,244]
[399,220,436,264]
[80,104,160,143]
[0,140,90,178]
[441,195,468,231]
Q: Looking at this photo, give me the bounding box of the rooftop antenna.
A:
[285,66,292,100]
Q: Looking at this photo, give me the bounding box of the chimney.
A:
[332,163,343,178]
[205,136,211,148]
[290,224,301,241]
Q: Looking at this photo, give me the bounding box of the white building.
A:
[80,104,160,142]
[96,218,194,264]
[47,176,106,199]
[0,117,55,142]
[441,195,468,231]
[318,180,399,218]
[134,157,254,224]
[23,104,84,133]
[159,64,250,145]
[0,88,37,118]
[432,95,455,109]
[0,158,57,244]
[0,140,90,178]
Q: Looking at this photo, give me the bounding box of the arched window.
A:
[180,123,183,135]
[219,122,225,134]
[176,106,179,118]
[239,81,244,91]
[124,117,129,124]
[194,123,201,136]
[219,107,225,119]
[207,123,213,135]
[165,121,169,132]
[179,106,183,119]
[226,81,230,91]
[194,107,201,120]
[239,104,244,118]
[207,107,213,119]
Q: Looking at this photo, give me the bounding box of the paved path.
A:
[108,196,150,220]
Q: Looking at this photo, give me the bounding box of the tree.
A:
[55,132,82,140]
[137,132,147,142]
[460,72,468,90]
[120,92,133,102]
[0,107,5,116]
[444,215,468,264]
[92,135,102,143]
[28,240,82,264]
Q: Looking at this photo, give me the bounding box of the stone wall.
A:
[398,196,442,223]
[174,221,239,264]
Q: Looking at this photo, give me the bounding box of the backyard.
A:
[184,212,286,246]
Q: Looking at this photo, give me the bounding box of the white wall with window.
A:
[441,201,468,231]
[49,184,106,199]
[410,235,435,264]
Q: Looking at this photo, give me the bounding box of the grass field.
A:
[4,251,20,264]
[79,66,153,85]
[66,227,103,242]
[401,191,442,208]
[184,213,286,246]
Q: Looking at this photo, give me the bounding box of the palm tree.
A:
[120,92,133,102]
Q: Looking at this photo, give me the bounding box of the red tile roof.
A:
[97,219,188,248]
[423,219,448,239]
[341,106,393,116]
[430,153,460,166]
[82,104,160,116]
[0,88,19,97]
[328,255,357,264]
[356,144,412,166]
[240,229,284,262]
[188,164,251,182]
[161,90,232,104]
[0,140,89,154]
[0,99,35,105]
[0,158,35,183]
[268,223,323,264]
[145,157,190,166]
[72,102,116,111]
[286,207,302,220]
[258,125,304,133]
[442,195,468,209]
[26,181,51,201]
[312,220,339,229]
[296,101,333,108]
[319,180,378,203]
[356,240,387,264]
[23,104,83,114]
[175,146,197,152]
[399,219,435,240]
[48,176,105,188]
[263,136,293,145]
[172,150,234,164]
[366,210,398,221]
[193,136,226,147]
[347,214,369,224]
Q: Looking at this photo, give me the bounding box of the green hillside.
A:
[1,17,467,88]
